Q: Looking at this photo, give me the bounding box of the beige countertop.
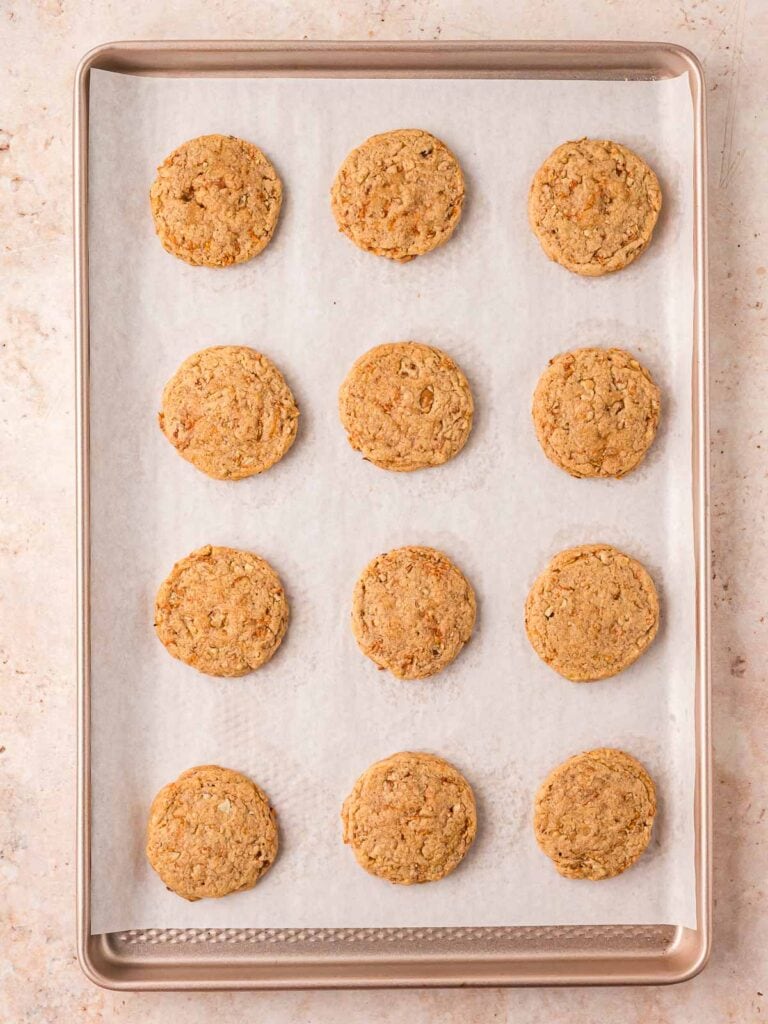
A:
[1,1,766,1020]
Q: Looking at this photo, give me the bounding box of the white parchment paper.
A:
[88,69,696,933]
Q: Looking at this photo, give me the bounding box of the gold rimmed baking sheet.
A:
[75,40,710,989]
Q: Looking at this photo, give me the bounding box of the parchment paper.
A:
[88,69,696,933]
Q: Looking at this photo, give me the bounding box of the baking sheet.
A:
[87,69,696,934]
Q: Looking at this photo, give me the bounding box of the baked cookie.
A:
[525,544,659,682]
[352,545,476,680]
[534,748,656,880]
[155,545,288,677]
[339,342,473,472]
[341,751,477,884]
[159,346,299,481]
[149,134,282,267]
[528,138,662,276]
[331,129,465,262]
[146,764,278,900]
[532,347,660,479]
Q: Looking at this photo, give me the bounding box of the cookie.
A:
[154,545,288,677]
[339,342,473,472]
[341,751,477,884]
[528,138,662,276]
[149,134,282,267]
[146,764,278,900]
[159,346,299,481]
[352,545,476,680]
[331,129,465,262]
[525,544,659,681]
[534,748,656,880]
[532,347,660,479]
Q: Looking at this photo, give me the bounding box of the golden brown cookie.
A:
[532,347,661,479]
[528,138,662,276]
[341,751,477,884]
[146,765,278,900]
[352,545,476,680]
[159,346,299,481]
[330,129,465,262]
[149,134,282,267]
[338,342,473,472]
[534,748,657,880]
[154,545,288,677]
[525,544,659,682]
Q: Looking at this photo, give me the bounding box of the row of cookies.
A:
[150,130,661,273]
[147,746,657,901]
[159,343,661,482]
[155,542,658,683]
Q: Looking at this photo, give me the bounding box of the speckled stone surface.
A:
[1,1,766,1020]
